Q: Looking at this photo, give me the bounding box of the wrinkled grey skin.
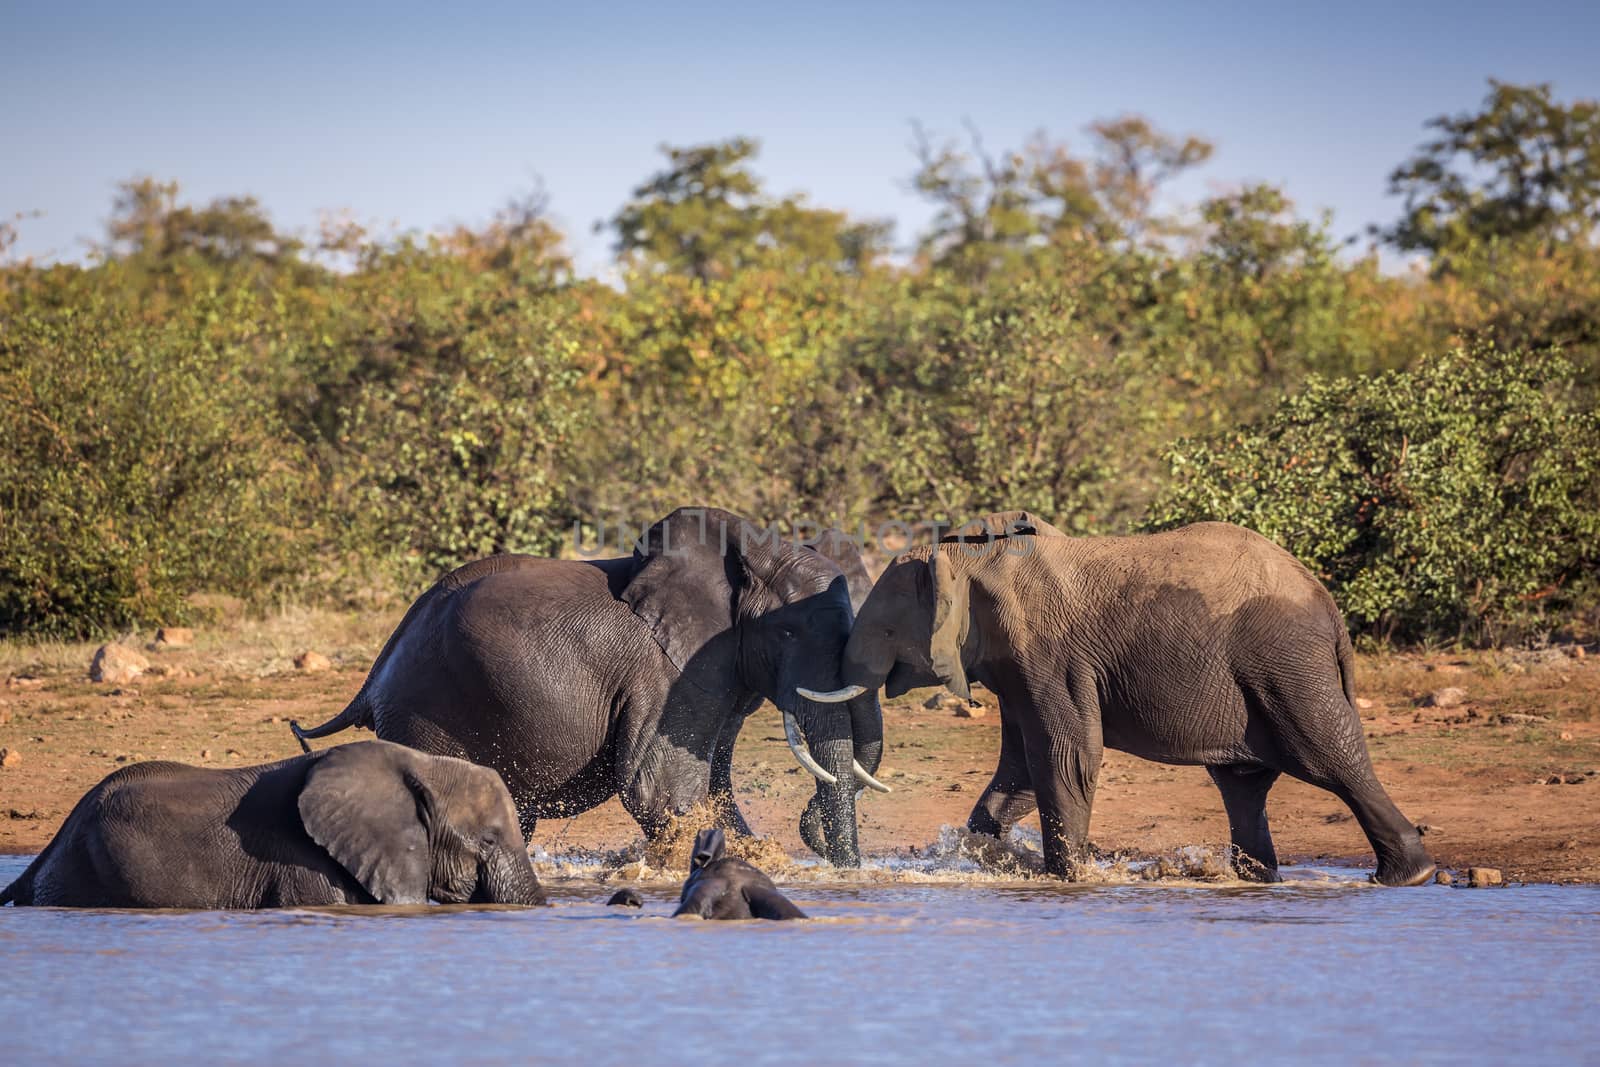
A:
[804,529,874,614]
[292,508,883,867]
[673,828,805,920]
[716,528,877,861]
[840,516,1435,887]
[1,741,544,909]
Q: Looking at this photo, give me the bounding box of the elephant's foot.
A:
[1230,851,1282,884]
[1372,854,1436,887]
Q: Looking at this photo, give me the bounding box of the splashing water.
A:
[536,823,1280,889]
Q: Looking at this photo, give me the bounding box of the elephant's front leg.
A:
[1021,702,1104,879]
[967,704,1037,839]
[707,706,756,837]
[616,731,717,842]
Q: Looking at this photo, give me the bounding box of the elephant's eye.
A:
[780,625,797,639]
[480,832,498,848]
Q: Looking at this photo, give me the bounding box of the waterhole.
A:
[2,841,1594,1064]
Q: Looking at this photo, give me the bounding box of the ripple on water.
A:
[1,851,1596,1065]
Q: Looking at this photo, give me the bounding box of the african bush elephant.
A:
[819,517,1435,886]
[0,741,544,908]
[291,508,886,867]
[673,828,806,920]
[707,527,882,860]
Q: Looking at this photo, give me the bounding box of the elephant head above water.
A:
[290,507,885,867]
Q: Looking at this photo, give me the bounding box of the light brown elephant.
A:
[806,516,1434,886]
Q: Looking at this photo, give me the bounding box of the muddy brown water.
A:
[1,839,1596,1065]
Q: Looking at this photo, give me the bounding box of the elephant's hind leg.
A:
[967,710,1037,840]
[1272,696,1434,887]
[1207,765,1282,882]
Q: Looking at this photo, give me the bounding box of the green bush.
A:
[1145,348,1600,642]
[0,289,314,635]
[333,283,591,579]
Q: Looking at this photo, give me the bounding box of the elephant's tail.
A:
[289,693,373,754]
[288,577,452,754]
[1334,618,1357,708]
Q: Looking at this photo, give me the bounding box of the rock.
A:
[946,782,965,792]
[153,627,194,649]
[1419,687,1468,709]
[89,643,149,684]
[0,747,20,769]
[1544,775,1564,785]
[924,691,985,717]
[1467,867,1503,888]
[294,650,332,673]
[1572,645,1587,659]
[199,749,212,760]
[1354,697,1375,710]
[145,664,194,680]
[5,675,45,691]
[1497,712,1549,725]
[1560,731,1574,741]
[1415,822,1440,836]
[1429,663,1467,675]
[1434,870,1453,885]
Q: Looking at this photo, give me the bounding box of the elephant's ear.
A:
[622,508,743,671]
[298,743,432,905]
[927,548,972,700]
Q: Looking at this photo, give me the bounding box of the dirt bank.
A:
[2,611,1596,882]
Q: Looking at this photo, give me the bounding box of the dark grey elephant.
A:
[701,527,886,860]
[821,516,1435,886]
[1,741,544,908]
[673,828,806,920]
[291,508,886,867]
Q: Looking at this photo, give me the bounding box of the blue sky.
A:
[4,1,1597,276]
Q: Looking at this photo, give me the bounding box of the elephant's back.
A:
[367,555,648,800]
[1063,522,1330,613]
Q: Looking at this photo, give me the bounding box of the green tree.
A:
[1382,80,1600,259]
[910,116,1212,281]
[104,176,302,266]
[606,138,889,279]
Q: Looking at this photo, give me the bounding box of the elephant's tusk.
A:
[796,684,868,703]
[782,711,838,786]
[853,761,891,793]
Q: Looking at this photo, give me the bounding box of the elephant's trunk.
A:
[475,848,547,906]
[798,689,883,867]
[808,735,861,867]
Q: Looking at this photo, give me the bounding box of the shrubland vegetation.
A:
[2,80,1597,643]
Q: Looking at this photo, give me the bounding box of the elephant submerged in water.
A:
[1,741,544,908]
[812,515,1434,886]
[673,828,806,920]
[291,508,886,867]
